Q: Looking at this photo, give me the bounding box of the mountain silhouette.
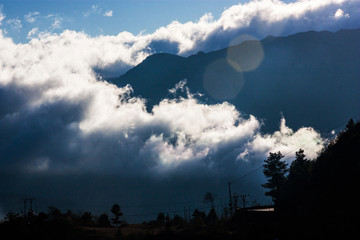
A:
[111,29,360,132]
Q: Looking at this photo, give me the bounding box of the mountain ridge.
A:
[111,28,360,133]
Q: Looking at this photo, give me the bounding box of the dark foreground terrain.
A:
[0,210,358,240]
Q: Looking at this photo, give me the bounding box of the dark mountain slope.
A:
[118,53,187,107]
[113,29,360,132]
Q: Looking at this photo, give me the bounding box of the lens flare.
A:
[203,58,244,100]
[226,35,264,73]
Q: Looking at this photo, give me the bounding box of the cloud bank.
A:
[0,30,323,173]
[0,0,356,75]
[0,25,324,216]
[0,0,355,218]
[148,0,359,55]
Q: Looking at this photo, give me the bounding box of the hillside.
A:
[112,29,360,132]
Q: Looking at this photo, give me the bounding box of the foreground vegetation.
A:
[1,120,359,239]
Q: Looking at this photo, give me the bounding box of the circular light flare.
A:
[226,34,264,73]
[203,58,244,100]
[202,35,264,100]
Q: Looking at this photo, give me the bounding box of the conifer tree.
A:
[110,203,123,227]
[262,151,288,203]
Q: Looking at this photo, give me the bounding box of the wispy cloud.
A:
[0,5,5,25]
[103,10,113,17]
[24,11,40,23]
[84,4,101,17]
[51,19,61,29]
[6,18,22,30]
[84,5,113,18]
[27,27,39,39]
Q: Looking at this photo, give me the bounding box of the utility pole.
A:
[227,165,264,214]
[239,194,249,209]
[21,198,35,218]
[228,181,233,216]
[232,193,239,211]
[22,199,27,218]
[28,198,35,215]
[220,200,223,217]
[184,206,186,222]
[188,205,191,222]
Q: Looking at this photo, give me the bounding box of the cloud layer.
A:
[0,33,323,173]
[0,0,356,219]
[148,0,360,55]
[1,0,358,75]
[0,27,323,217]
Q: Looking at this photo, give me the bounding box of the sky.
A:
[0,0,359,222]
[1,0,298,43]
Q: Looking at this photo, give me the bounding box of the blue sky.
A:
[1,0,296,43]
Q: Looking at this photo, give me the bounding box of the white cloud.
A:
[27,27,39,39]
[68,0,359,60]
[334,8,350,18]
[51,19,61,29]
[118,0,359,58]
[84,4,102,17]
[240,118,323,162]
[1,1,353,174]
[24,11,40,23]
[101,0,357,56]
[0,5,5,25]
[0,27,325,176]
[6,18,22,30]
[334,8,345,18]
[0,0,357,74]
[45,14,55,19]
[103,10,113,17]
[87,6,115,18]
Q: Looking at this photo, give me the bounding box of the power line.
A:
[226,114,360,213]
[118,115,360,219]
[323,113,360,135]
[123,203,223,218]
[237,112,360,179]
[230,166,263,184]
